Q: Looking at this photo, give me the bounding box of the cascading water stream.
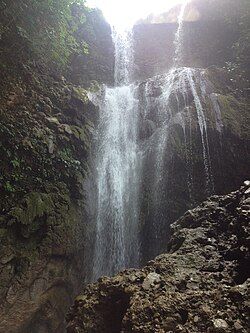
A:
[174,1,188,67]
[174,1,214,193]
[183,68,214,192]
[147,0,215,197]
[89,28,141,281]
[113,29,134,86]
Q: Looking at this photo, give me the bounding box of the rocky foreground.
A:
[66,182,250,333]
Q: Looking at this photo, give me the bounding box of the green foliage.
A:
[58,147,74,160]
[0,0,89,70]
[57,147,81,176]
[0,114,87,213]
[11,158,21,169]
[4,181,16,193]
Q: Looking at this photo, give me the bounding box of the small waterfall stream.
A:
[144,0,215,197]
[174,1,188,67]
[88,2,221,280]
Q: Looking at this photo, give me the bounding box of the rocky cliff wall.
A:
[132,0,250,262]
[0,65,96,333]
[137,65,250,262]
[66,181,250,333]
[133,0,250,83]
[70,8,115,87]
[0,4,114,333]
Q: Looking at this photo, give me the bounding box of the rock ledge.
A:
[67,182,250,332]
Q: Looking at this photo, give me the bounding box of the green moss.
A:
[71,125,91,147]
[89,81,101,92]
[217,94,249,138]
[3,185,80,262]
[72,87,89,104]
[9,192,54,226]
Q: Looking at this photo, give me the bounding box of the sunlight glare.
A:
[86,0,187,29]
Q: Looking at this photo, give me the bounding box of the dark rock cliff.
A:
[133,0,250,83]
[0,66,95,333]
[133,0,250,262]
[138,65,250,263]
[66,181,250,333]
[0,4,114,333]
[70,8,115,87]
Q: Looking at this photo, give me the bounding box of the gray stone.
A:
[142,272,161,290]
[243,180,250,187]
[212,318,228,331]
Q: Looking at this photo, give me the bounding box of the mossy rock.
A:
[9,192,54,227]
[6,189,76,241]
[169,125,187,159]
[72,87,89,104]
[217,94,250,138]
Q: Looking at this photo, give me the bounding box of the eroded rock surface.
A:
[133,0,250,263]
[0,2,115,331]
[0,64,97,333]
[67,182,250,333]
[134,0,250,82]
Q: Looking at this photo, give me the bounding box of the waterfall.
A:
[210,93,224,134]
[174,1,188,67]
[181,68,214,193]
[150,0,215,196]
[113,29,134,85]
[141,67,215,198]
[87,2,221,280]
[138,65,216,252]
[90,28,141,280]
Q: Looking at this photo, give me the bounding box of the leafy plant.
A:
[1,0,89,70]
[11,158,20,169]
[4,181,15,193]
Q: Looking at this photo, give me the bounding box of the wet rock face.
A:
[132,0,250,263]
[136,65,250,263]
[0,3,114,332]
[66,182,250,333]
[133,19,236,82]
[0,61,98,332]
[70,9,115,87]
[133,0,249,82]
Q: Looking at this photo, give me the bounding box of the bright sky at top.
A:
[86,0,187,29]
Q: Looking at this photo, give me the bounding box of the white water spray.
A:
[90,28,141,280]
